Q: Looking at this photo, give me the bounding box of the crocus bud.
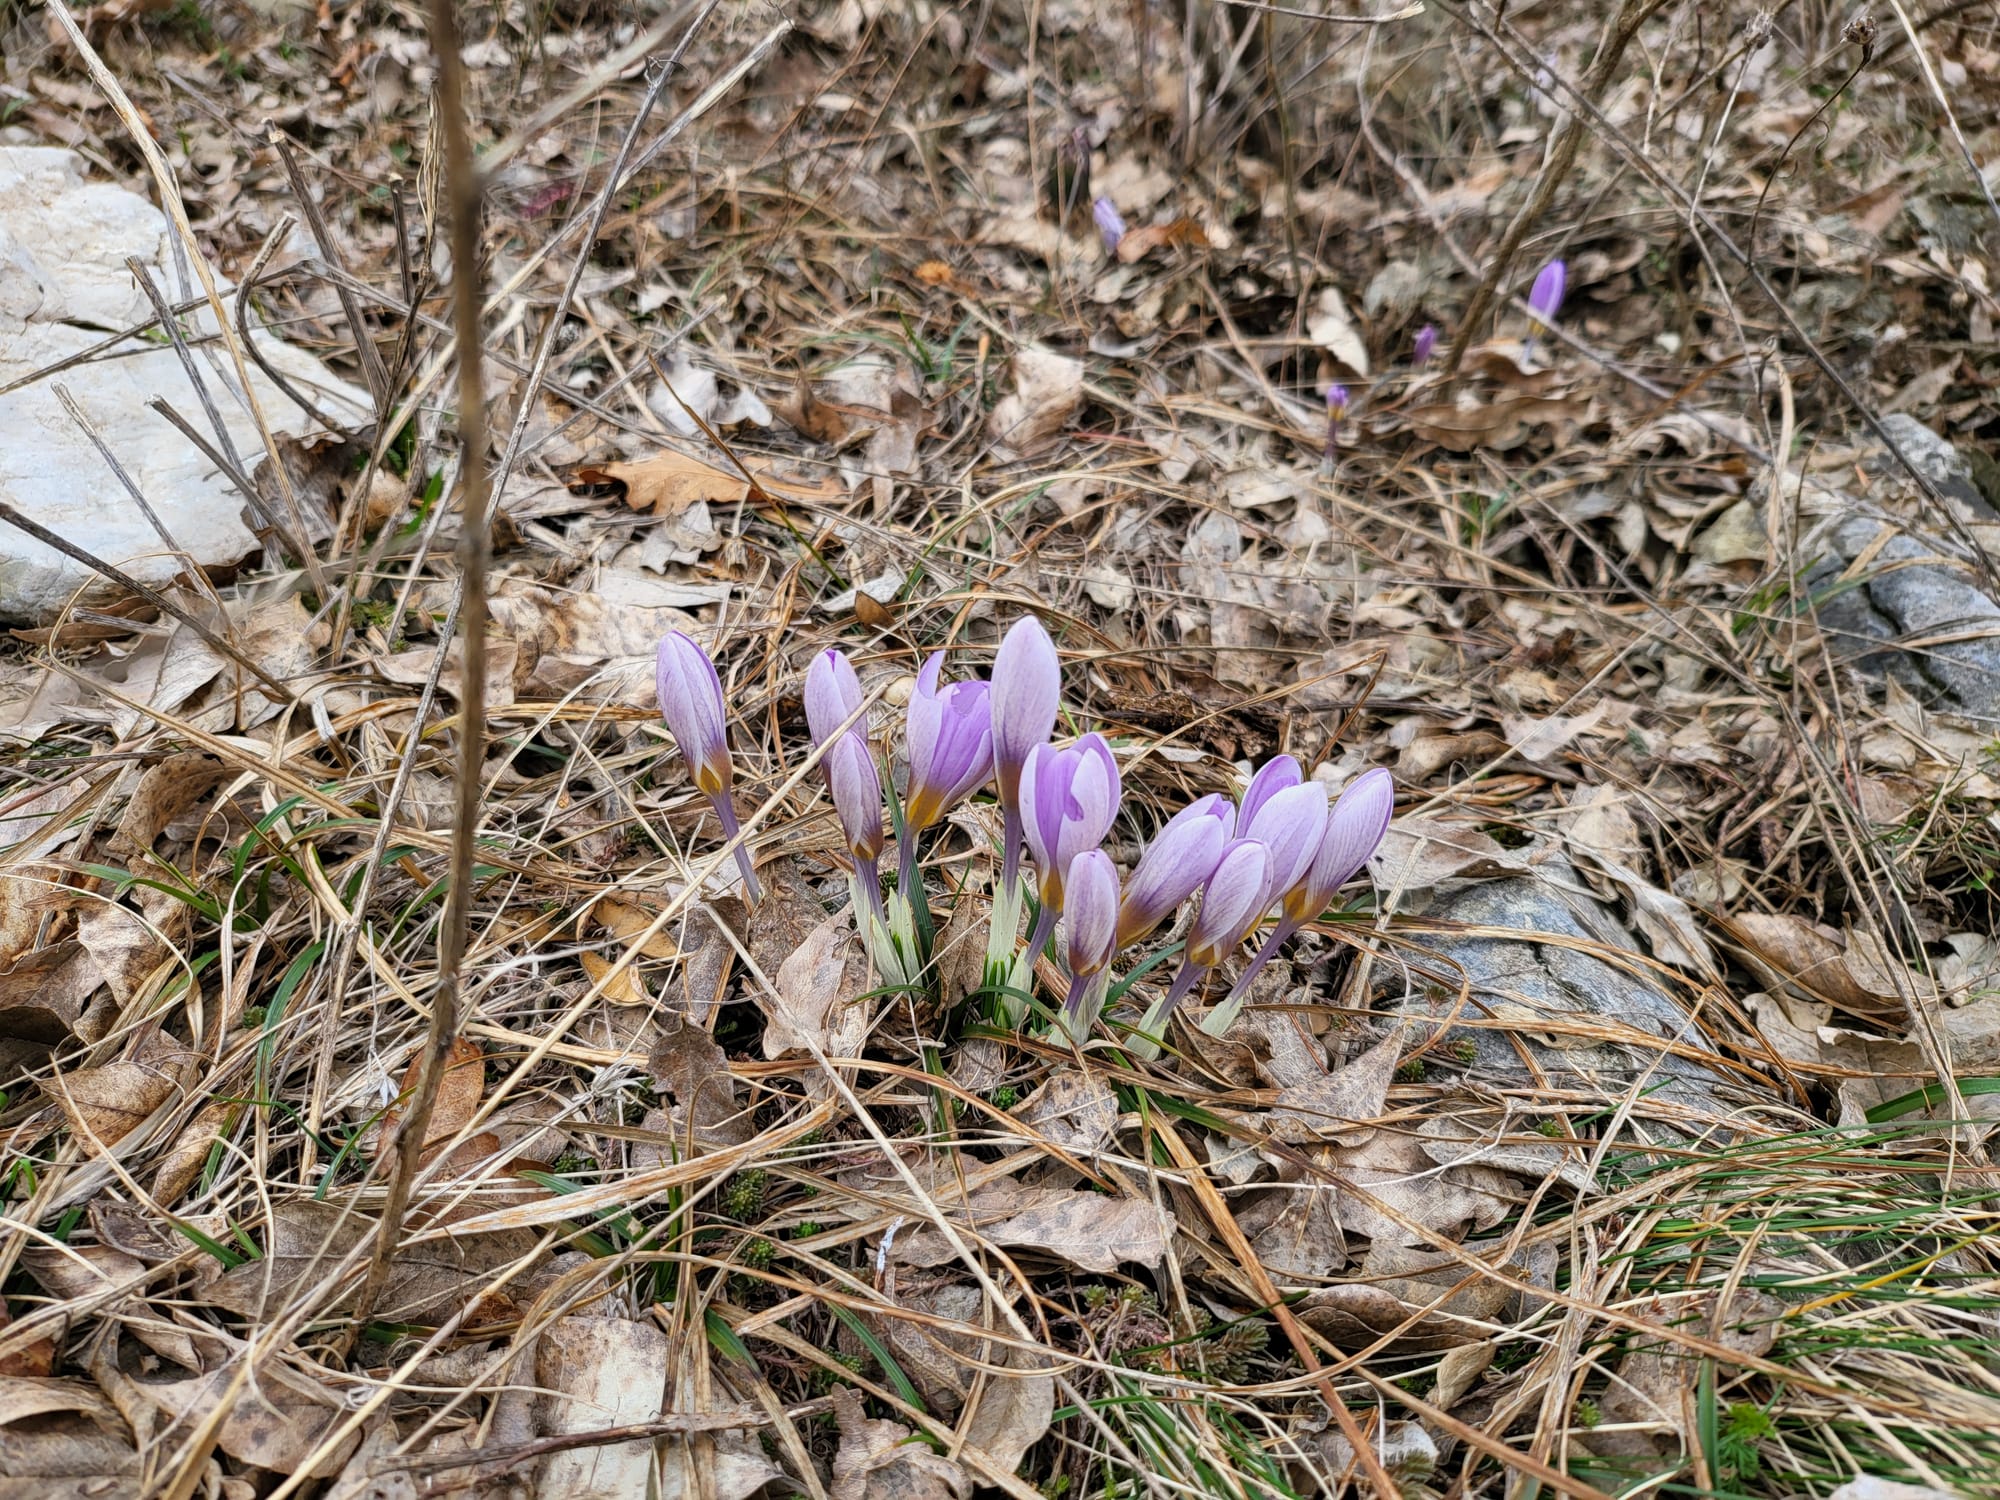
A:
[805,647,867,747]
[1238,755,1302,831]
[1413,324,1438,365]
[823,730,885,865]
[904,654,993,833]
[1019,732,1121,911]
[1115,793,1234,948]
[1528,259,1565,327]
[657,632,732,796]
[1326,384,1350,419]
[1063,849,1119,980]
[990,616,1061,812]
[1093,197,1126,255]
[1282,768,1395,926]
[1243,781,1330,900]
[1185,839,1274,970]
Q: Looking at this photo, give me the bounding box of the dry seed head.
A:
[1843,11,1877,55]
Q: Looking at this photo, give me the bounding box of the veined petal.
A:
[906,657,994,829]
[1245,781,1329,899]
[1238,755,1302,831]
[990,615,1060,808]
[805,648,867,747]
[657,632,731,796]
[1063,849,1119,978]
[1115,793,1232,948]
[1529,258,1566,323]
[1285,767,1395,923]
[823,731,884,863]
[1187,840,1273,969]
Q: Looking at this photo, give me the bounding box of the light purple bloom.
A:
[1280,768,1395,927]
[1238,755,1303,831]
[1243,781,1330,901]
[805,647,867,748]
[1115,793,1234,948]
[1184,839,1274,970]
[822,730,885,866]
[1064,849,1119,981]
[1019,733,1121,912]
[1325,384,1350,417]
[657,632,732,797]
[1529,259,1566,326]
[1413,324,1438,365]
[1093,196,1126,255]
[904,654,993,833]
[991,616,1061,813]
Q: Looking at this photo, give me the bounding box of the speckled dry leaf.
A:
[840,1282,982,1414]
[75,884,182,1007]
[0,1297,54,1376]
[1725,912,1909,1021]
[580,949,650,1007]
[596,895,681,959]
[150,1097,241,1207]
[1404,392,1588,451]
[1254,1027,1404,1147]
[202,1199,545,1324]
[986,347,1082,458]
[645,1008,750,1148]
[378,1036,488,1163]
[1501,701,1610,762]
[52,1044,195,1153]
[1297,1239,1552,1352]
[0,1376,137,1483]
[534,1316,668,1500]
[0,939,101,1043]
[957,1333,1054,1475]
[1010,1070,1119,1157]
[1323,1131,1518,1247]
[763,913,870,1064]
[1370,817,1527,892]
[830,1387,970,1500]
[24,1240,213,1374]
[895,1183,1175,1273]
[106,751,230,858]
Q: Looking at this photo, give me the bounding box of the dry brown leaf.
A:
[1253,1026,1404,1147]
[0,939,101,1043]
[52,1044,196,1153]
[0,1375,137,1486]
[534,1315,669,1499]
[957,1337,1054,1477]
[1010,1070,1119,1157]
[1115,216,1212,263]
[1501,701,1611,762]
[762,913,871,1065]
[830,1387,970,1500]
[987,348,1082,459]
[106,751,230,858]
[150,1097,241,1207]
[377,1036,491,1167]
[202,1198,545,1324]
[580,949,650,1007]
[645,1008,751,1149]
[1725,912,1909,1021]
[0,1297,54,1377]
[1297,1239,1554,1352]
[596,896,681,959]
[577,449,843,514]
[894,1183,1175,1272]
[1404,392,1589,451]
[23,1241,213,1373]
[1370,817,1529,892]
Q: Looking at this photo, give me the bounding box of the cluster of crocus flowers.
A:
[654,621,1396,1053]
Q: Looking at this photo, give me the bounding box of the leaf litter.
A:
[1,1,1999,1497]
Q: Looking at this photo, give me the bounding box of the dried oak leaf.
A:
[51,1042,197,1153]
[894,1183,1176,1273]
[376,1036,495,1171]
[107,751,230,858]
[1723,912,1910,1022]
[203,1198,545,1324]
[576,450,842,514]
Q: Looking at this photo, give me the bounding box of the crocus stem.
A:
[999,806,1023,892]
[1059,973,1090,1040]
[1201,920,1297,1038]
[1021,901,1057,973]
[897,820,921,905]
[1128,957,1204,1061]
[709,794,762,906]
[1060,971,1112,1045]
[854,854,888,932]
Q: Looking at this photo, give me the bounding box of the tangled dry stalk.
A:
[2,0,2000,1496]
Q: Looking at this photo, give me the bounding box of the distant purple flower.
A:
[904,654,993,834]
[1529,259,1566,330]
[1413,324,1438,365]
[658,632,732,798]
[1115,793,1234,948]
[1324,386,1350,466]
[1203,767,1396,1037]
[1093,196,1126,255]
[1019,733,1121,913]
[1325,384,1350,418]
[657,631,761,903]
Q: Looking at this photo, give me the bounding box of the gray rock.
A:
[1383,865,1726,1115]
[1804,415,2000,721]
[0,147,369,620]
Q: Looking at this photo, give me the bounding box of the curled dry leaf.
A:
[0,940,101,1044]
[576,448,842,514]
[106,750,230,858]
[986,347,1082,459]
[1297,1238,1556,1352]
[1115,215,1214,263]
[830,1387,971,1500]
[150,1097,242,1208]
[894,1181,1176,1273]
[1724,912,1911,1022]
[1370,817,1529,892]
[51,1042,197,1154]
[377,1035,495,1170]
[0,1376,138,1486]
[580,949,650,1007]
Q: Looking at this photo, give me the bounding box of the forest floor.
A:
[3,0,2000,1496]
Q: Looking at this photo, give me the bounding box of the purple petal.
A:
[657,632,731,795]
[905,656,995,829]
[1413,324,1438,365]
[1245,781,1330,898]
[1115,793,1233,948]
[823,731,884,863]
[1529,258,1566,323]
[1063,849,1120,978]
[1287,767,1395,923]
[1092,196,1126,255]
[990,616,1060,808]
[1238,755,1302,831]
[805,648,866,747]
[1187,839,1273,969]
[1326,384,1349,414]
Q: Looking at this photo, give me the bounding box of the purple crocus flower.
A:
[804,648,888,939]
[1202,767,1395,1037]
[1324,385,1349,467]
[1016,732,1120,969]
[1093,196,1126,256]
[1413,324,1438,365]
[1242,780,1330,901]
[1525,259,1565,359]
[1238,755,1303,831]
[1131,838,1273,1053]
[822,731,886,867]
[899,653,994,897]
[658,632,761,904]
[1115,793,1234,948]
[984,616,1063,1013]
[1060,848,1120,1041]
[805,647,867,747]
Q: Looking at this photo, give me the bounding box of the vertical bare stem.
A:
[345,0,492,1342]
